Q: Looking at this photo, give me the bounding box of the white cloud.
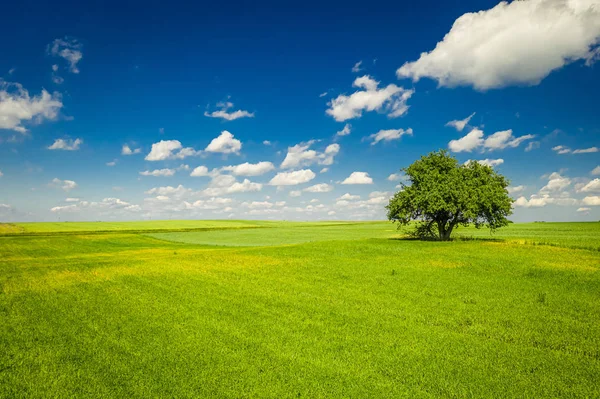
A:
[579,178,600,193]
[541,172,571,192]
[507,185,525,194]
[145,185,191,197]
[0,81,63,133]
[221,161,275,176]
[289,190,302,197]
[572,147,599,154]
[368,128,413,145]
[577,207,591,212]
[387,173,406,182]
[106,160,117,167]
[263,140,272,145]
[326,75,414,121]
[204,101,254,121]
[483,130,535,151]
[0,170,3,177]
[592,166,600,176]
[205,131,242,154]
[319,92,328,98]
[201,178,262,196]
[341,171,373,185]
[465,158,504,167]
[139,168,176,177]
[448,128,484,152]
[65,198,79,202]
[582,196,600,206]
[122,144,141,155]
[352,60,363,73]
[51,198,140,213]
[552,145,572,154]
[50,178,77,192]
[449,128,534,152]
[48,37,83,74]
[303,183,333,193]
[445,112,475,132]
[48,138,82,151]
[145,140,200,161]
[514,193,579,208]
[269,169,316,186]
[280,141,340,169]
[397,0,600,90]
[525,141,541,152]
[190,166,210,177]
[336,123,352,137]
[337,193,360,200]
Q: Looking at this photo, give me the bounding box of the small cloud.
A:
[139,168,176,177]
[445,112,475,132]
[368,128,412,145]
[122,144,142,155]
[48,37,83,74]
[319,92,328,98]
[48,138,82,151]
[352,60,363,73]
[106,160,117,167]
[50,178,77,191]
[336,123,351,137]
[204,99,254,121]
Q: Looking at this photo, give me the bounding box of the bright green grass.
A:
[1,222,599,398]
[149,222,398,246]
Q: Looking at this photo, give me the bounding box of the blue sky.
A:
[1,0,599,222]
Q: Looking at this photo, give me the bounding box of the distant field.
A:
[1,221,599,397]
[0,220,264,234]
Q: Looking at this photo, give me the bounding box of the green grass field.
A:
[1,221,599,397]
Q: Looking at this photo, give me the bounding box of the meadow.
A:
[0,220,599,398]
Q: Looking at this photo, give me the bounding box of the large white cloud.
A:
[397,0,600,90]
[221,161,275,176]
[341,172,373,185]
[0,82,63,133]
[326,75,414,122]
[205,131,242,154]
[269,169,316,186]
[48,138,82,151]
[280,141,340,169]
[368,128,413,145]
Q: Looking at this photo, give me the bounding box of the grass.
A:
[1,221,599,397]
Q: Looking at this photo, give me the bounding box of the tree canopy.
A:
[386,150,513,240]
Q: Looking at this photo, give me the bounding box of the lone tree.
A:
[386,150,513,241]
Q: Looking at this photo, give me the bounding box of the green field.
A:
[1,221,599,397]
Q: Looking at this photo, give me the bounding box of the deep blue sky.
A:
[1,0,599,222]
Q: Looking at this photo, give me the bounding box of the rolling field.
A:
[1,221,599,398]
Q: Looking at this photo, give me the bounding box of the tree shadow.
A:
[388,236,505,243]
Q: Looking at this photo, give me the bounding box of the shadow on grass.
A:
[388,236,505,243]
